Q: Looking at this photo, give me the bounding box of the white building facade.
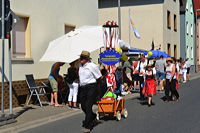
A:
[0,0,98,81]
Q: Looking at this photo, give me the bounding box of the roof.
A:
[180,0,187,14]
[193,0,200,16]
[98,0,164,9]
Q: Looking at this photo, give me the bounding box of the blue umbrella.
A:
[149,50,170,58]
[128,48,148,55]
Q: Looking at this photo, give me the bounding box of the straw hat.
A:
[80,50,91,59]
[146,64,153,70]
[166,57,173,62]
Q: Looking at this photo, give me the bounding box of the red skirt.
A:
[176,80,179,89]
[142,79,157,96]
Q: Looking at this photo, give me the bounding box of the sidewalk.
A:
[0,93,139,133]
[190,72,200,80]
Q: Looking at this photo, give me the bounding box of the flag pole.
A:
[118,0,121,39]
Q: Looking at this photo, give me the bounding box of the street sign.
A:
[0,0,17,38]
[0,10,19,38]
[100,50,121,65]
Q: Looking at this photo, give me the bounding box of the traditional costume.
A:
[142,70,157,96]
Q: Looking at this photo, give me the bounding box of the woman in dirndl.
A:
[142,65,157,107]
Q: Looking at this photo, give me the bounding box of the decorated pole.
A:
[100,21,121,91]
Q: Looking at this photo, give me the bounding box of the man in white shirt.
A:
[136,55,147,100]
[79,51,102,133]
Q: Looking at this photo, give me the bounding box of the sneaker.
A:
[121,91,128,96]
[176,98,180,102]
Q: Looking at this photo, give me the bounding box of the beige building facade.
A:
[98,0,180,58]
[0,0,98,81]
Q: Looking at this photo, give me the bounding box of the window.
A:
[64,24,75,34]
[186,46,189,58]
[190,5,193,14]
[191,47,194,59]
[186,22,189,35]
[174,45,177,59]
[174,15,177,31]
[186,3,188,11]
[12,16,31,59]
[191,24,193,36]
[167,43,171,56]
[167,11,171,29]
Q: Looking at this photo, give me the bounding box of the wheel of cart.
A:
[122,108,128,118]
[97,98,127,121]
[116,111,121,121]
[96,111,100,121]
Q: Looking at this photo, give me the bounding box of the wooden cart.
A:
[96,98,128,121]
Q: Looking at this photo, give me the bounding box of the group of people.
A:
[47,50,191,133]
[48,51,102,133]
[120,55,191,106]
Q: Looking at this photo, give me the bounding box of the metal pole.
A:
[1,0,5,115]
[118,0,121,39]
[128,8,131,45]
[8,33,12,114]
[195,11,197,73]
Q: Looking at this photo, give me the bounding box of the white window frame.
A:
[186,2,188,11]
[187,46,189,58]
[191,47,194,59]
[191,24,193,36]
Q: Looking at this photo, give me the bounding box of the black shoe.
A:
[92,118,100,127]
[151,102,155,106]
[148,104,151,107]
[139,97,145,101]
[73,106,80,109]
[82,120,86,127]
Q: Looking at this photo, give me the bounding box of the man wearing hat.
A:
[136,55,147,100]
[79,51,102,133]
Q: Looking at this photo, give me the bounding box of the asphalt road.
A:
[20,78,200,133]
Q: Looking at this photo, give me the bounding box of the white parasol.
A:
[40,26,104,63]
